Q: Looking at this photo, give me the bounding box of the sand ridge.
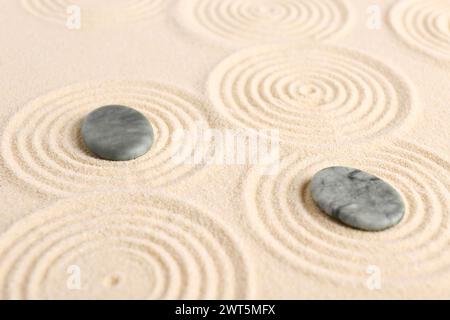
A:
[207,44,419,148]
[1,80,210,197]
[21,0,167,28]
[176,0,351,46]
[243,139,450,288]
[390,0,450,62]
[0,0,449,299]
[0,192,251,299]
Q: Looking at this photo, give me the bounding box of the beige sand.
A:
[0,0,449,299]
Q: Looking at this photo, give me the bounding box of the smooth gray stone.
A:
[82,105,154,161]
[310,166,405,231]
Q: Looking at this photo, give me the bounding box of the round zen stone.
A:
[82,105,154,161]
[310,166,405,231]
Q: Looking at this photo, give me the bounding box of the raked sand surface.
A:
[0,0,449,299]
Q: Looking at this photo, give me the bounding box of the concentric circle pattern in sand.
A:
[208,45,417,148]
[1,81,209,197]
[21,0,165,28]
[390,0,450,62]
[177,0,349,45]
[244,140,450,286]
[0,193,250,299]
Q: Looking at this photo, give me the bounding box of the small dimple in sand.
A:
[0,193,251,299]
[1,0,450,299]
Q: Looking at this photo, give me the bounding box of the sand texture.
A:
[0,0,449,299]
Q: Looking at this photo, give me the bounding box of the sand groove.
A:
[208,45,418,148]
[21,0,165,27]
[1,81,209,197]
[244,140,450,286]
[390,0,450,62]
[177,0,349,45]
[0,193,250,299]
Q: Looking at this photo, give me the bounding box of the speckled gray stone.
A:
[310,166,405,231]
[82,105,154,161]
